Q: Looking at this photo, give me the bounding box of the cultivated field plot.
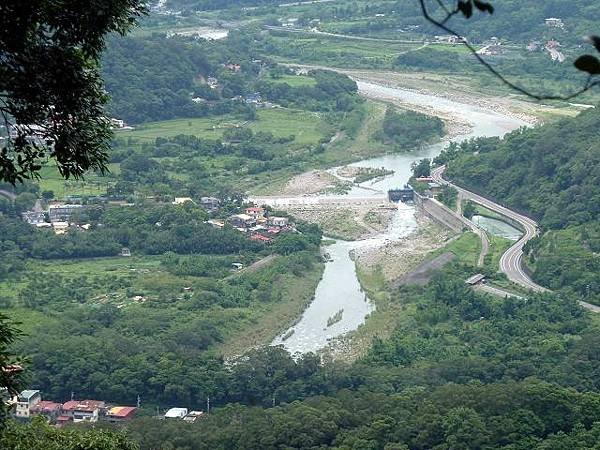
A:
[117,108,327,145]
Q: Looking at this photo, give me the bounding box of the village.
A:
[19,194,294,246]
[8,388,207,426]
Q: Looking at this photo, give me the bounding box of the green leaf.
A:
[573,55,600,75]
[457,0,473,18]
[473,0,494,14]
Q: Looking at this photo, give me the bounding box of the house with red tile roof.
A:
[62,400,105,423]
[31,401,62,420]
[105,406,137,422]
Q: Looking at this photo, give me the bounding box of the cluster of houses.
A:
[207,206,292,243]
[11,390,137,425]
[22,203,87,235]
[10,389,208,426]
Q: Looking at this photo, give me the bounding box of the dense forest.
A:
[377,107,445,149]
[440,106,600,304]
[102,32,263,123]
[102,266,600,449]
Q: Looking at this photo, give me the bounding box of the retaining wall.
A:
[414,191,468,233]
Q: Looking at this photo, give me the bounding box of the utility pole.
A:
[137,395,141,408]
[70,391,74,401]
[206,396,210,414]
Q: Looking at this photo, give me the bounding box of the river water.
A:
[472,215,523,241]
[272,79,528,355]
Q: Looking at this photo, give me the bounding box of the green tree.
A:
[41,190,54,201]
[0,417,138,450]
[412,159,432,178]
[0,1,146,183]
[13,192,37,214]
[0,314,23,428]
[441,407,489,450]
[463,200,476,219]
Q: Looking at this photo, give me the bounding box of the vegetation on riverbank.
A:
[442,106,600,305]
[377,107,444,150]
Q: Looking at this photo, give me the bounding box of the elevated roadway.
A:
[431,166,600,313]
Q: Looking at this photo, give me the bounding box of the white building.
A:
[48,204,83,223]
[173,197,195,205]
[545,18,564,28]
[15,390,41,418]
[165,407,188,419]
[269,217,289,227]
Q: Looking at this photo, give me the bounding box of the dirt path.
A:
[226,254,278,279]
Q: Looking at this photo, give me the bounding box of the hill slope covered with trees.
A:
[442,106,600,304]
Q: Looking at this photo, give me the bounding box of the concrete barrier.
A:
[414,191,467,233]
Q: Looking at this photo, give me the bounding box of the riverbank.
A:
[323,215,454,360]
[219,259,325,358]
[286,65,582,124]
[275,201,397,241]
[266,70,529,356]
[355,214,455,284]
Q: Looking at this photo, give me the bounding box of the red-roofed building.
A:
[31,401,62,420]
[250,233,271,243]
[245,207,265,219]
[105,406,137,422]
[56,415,71,427]
[62,400,105,423]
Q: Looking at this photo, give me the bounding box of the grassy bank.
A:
[329,264,414,360]
[218,259,325,357]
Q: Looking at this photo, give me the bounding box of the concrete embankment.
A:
[413,191,467,233]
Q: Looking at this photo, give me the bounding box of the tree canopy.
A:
[0,0,145,183]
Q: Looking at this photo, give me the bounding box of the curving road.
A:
[431,166,600,313]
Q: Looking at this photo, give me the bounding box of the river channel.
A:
[272,79,529,355]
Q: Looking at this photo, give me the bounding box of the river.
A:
[272,78,529,355]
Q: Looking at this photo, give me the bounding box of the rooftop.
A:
[466,274,486,285]
[62,400,105,412]
[107,406,137,418]
[232,214,253,221]
[32,401,62,412]
[165,407,188,418]
[18,390,40,401]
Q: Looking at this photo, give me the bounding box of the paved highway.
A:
[431,166,600,313]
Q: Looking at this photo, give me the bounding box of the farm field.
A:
[116,108,328,146]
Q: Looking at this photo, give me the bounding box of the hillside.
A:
[443,106,600,304]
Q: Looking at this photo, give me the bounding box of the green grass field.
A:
[266,74,317,87]
[117,108,327,146]
[36,163,120,198]
[486,235,513,270]
[267,34,418,67]
[440,232,482,266]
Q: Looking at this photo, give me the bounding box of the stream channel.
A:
[272,79,528,354]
